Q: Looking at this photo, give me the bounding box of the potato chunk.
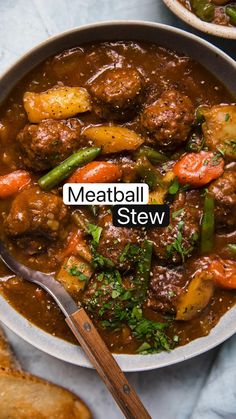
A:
[57,255,93,295]
[202,105,236,160]
[176,272,214,321]
[83,125,144,154]
[23,86,92,123]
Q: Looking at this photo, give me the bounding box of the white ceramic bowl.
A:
[0,21,236,371]
[163,0,236,39]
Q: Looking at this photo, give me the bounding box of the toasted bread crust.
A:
[0,328,20,370]
[0,368,92,419]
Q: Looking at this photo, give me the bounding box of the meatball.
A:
[146,264,186,313]
[4,187,68,254]
[148,192,201,264]
[141,90,194,149]
[209,171,236,230]
[111,155,137,182]
[82,272,132,320]
[17,118,82,172]
[89,68,144,120]
[97,209,143,269]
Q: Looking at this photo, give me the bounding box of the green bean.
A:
[226,6,236,26]
[71,210,89,232]
[135,146,168,164]
[38,147,101,190]
[136,157,163,190]
[190,0,215,22]
[201,193,215,254]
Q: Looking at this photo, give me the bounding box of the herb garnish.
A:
[168,177,180,195]
[166,221,198,263]
[129,307,171,354]
[84,239,175,353]
[225,139,236,152]
[172,208,184,219]
[119,243,140,263]
[87,223,114,269]
[68,266,88,281]
[87,223,102,245]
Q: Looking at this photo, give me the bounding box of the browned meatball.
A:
[4,187,68,254]
[82,272,132,320]
[209,171,236,230]
[148,192,201,264]
[97,208,143,269]
[141,90,194,149]
[17,118,82,172]
[146,264,186,313]
[89,68,144,120]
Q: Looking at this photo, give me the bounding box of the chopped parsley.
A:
[84,239,175,353]
[119,243,140,263]
[68,266,88,281]
[87,222,114,269]
[195,107,205,124]
[92,251,115,269]
[87,223,102,245]
[111,289,121,299]
[216,147,225,157]
[225,113,230,122]
[129,307,172,353]
[173,335,179,343]
[168,289,176,298]
[203,152,223,167]
[137,342,152,353]
[186,132,205,152]
[168,177,180,195]
[172,208,184,219]
[225,139,236,152]
[211,153,223,166]
[166,221,198,263]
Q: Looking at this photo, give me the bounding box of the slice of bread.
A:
[0,325,92,418]
[0,328,20,370]
[0,368,92,419]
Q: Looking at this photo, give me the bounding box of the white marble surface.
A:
[0,1,235,418]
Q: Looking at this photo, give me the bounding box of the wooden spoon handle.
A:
[66,308,151,419]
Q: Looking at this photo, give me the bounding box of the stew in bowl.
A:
[179,0,236,26]
[0,38,235,356]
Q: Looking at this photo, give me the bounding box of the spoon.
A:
[0,241,151,419]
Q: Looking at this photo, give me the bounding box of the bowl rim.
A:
[163,0,236,39]
[0,20,236,371]
[1,293,236,372]
[0,20,236,86]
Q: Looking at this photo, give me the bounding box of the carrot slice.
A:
[173,151,224,187]
[67,161,122,183]
[59,231,82,261]
[209,259,236,289]
[0,170,31,199]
